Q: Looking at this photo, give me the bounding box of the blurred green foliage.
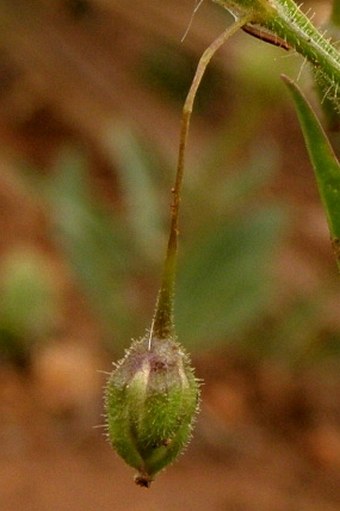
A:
[40,127,288,353]
[0,124,289,360]
[46,149,145,342]
[2,119,340,364]
[0,248,59,367]
[175,205,285,347]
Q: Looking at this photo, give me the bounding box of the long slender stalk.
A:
[151,16,251,341]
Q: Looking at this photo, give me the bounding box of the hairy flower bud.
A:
[104,335,200,487]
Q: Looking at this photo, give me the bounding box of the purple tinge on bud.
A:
[104,335,200,486]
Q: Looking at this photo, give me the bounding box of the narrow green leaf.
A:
[282,74,340,270]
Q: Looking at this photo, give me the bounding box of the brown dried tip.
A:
[134,474,153,488]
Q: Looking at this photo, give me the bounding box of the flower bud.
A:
[104,335,200,487]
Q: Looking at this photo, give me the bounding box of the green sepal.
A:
[104,336,200,486]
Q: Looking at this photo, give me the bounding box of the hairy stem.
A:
[214,0,340,109]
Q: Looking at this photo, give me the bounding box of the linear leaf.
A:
[282,74,340,270]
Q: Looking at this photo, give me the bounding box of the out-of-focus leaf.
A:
[282,75,340,270]
[45,150,142,342]
[0,248,58,337]
[175,206,286,347]
[105,126,164,263]
[211,142,279,211]
[0,247,59,366]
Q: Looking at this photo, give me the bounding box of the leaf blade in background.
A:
[0,247,60,367]
[45,149,143,345]
[175,205,286,348]
[104,126,165,264]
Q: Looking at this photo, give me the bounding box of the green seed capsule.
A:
[104,335,200,487]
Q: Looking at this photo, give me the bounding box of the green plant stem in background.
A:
[283,75,340,270]
[214,0,340,111]
[331,0,340,28]
[152,15,250,340]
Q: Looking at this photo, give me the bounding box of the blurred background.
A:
[0,0,340,509]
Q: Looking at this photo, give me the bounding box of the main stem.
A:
[267,0,340,94]
[215,0,340,108]
[152,16,251,340]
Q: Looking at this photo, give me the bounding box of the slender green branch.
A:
[152,16,251,340]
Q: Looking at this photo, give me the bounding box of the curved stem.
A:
[152,16,251,340]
